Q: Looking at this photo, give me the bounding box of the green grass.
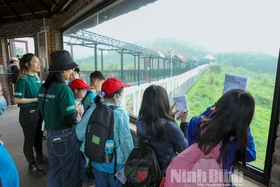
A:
[187,66,274,169]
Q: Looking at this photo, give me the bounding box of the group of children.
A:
[1,49,256,187]
[135,85,256,187]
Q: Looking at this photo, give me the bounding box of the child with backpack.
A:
[69,78,95,187]
[165,89,256,187]
[82,71,106,110]
[128,85,189,186]
[76,77,134,187]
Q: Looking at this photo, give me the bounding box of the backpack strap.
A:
[82,104,92,117]
[108,105,118,140]
[108,105,118,181]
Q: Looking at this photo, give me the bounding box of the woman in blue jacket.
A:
[136,84,189,171]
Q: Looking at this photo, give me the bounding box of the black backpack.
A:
[84,104,117,162]
[124,139,162,187]
[8,65,20,84]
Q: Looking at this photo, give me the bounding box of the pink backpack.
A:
[164,143,224,187]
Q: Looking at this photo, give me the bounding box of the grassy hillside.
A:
[187,65,275,169]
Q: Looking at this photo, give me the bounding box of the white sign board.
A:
[173,95,188,119]
[222,73,248,95]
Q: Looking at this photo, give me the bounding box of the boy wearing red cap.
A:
[76,77,134,187]
[69,78,92,122]
[69,78,95,187]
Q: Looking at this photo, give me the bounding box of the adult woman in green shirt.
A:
[37,50,81,187]
[14,53,48,176]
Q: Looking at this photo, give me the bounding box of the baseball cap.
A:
[102,77,130,95]
[69,78,92,90]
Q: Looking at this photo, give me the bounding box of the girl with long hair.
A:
[13,53,48,176]
[165,89,256,187]
[136,84,189,171]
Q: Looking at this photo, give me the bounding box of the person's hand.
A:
[75,103,83,113]
[179,110,188,123]
[169,103,179,116]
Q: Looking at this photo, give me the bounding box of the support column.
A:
[0,37,12,105]
[269,122,280,187]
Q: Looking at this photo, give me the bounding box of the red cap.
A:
[69,78,92,90]
[102,77,130,95]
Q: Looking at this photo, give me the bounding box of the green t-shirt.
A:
[38,82,77,130]
[14,75,41,108]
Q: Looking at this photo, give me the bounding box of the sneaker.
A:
[28,163,47,176]
[36,154,48,164]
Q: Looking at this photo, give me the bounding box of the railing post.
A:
[121,50,124,81]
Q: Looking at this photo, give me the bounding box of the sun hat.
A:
[69,78,92,90]
[48,50,78,72]
[102,77,130,95]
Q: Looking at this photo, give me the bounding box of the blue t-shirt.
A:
[0,141,20,187]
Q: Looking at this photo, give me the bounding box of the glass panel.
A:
[62,0,280,172]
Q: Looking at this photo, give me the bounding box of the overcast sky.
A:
[88,0,280,56]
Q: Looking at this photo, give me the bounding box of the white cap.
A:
[10,57,18,61]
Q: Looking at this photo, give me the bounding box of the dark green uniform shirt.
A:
[14,75,41,108]
[38,82,77,130]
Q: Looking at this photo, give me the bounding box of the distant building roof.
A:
[174,55,188,62]
[204,54,217,60]
[156,51,165,58]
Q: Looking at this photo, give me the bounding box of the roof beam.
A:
[50,0,58,7]
[56,0,74,14]
[0,0,36,10]
[24,4,36,18]
[37,0,51,14]
[0,0,21,21]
